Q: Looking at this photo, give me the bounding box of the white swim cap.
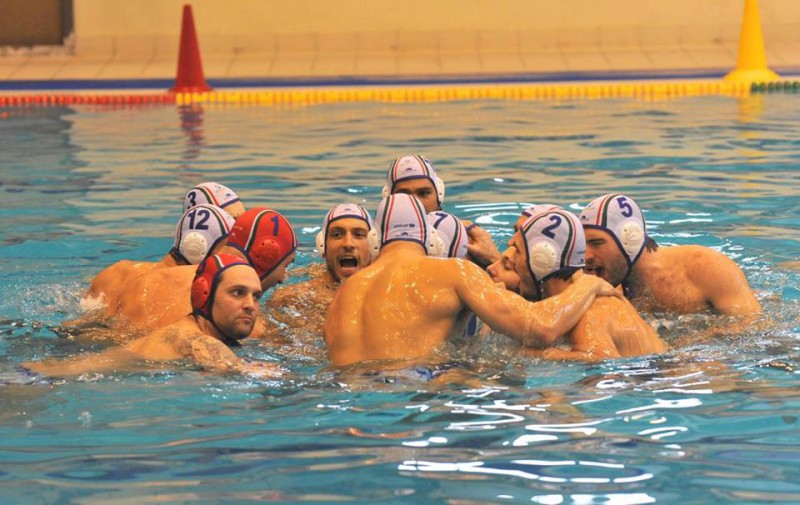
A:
[427,210,468,259]
[579,193,647,267]
[184,182,241,212]
[316,203,379,261]
[521,203,562,219]
[172,204,235,265]
[375,194,437,255]
[520,209,585,283]
[381,155,445,206]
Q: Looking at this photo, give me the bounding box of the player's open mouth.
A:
[339,256,358,269]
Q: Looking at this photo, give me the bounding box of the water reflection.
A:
[178,103,206,161]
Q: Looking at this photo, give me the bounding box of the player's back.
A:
[324,251,462,367]
[114,265,195,333]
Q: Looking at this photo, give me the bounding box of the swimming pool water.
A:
[1,94,799,504]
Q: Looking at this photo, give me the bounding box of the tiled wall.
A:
[3,0,798,81]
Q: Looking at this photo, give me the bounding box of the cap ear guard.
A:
[366,229,380,261]
[191,276,211,316]
[433,175,446,205]
[315,230,326,257]
[427,228,446,258]
[180,232,210,265]
[249,237,281,278]
[527,241,558,282]
[618,220,645,265]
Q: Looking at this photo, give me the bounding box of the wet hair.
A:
[545,266,582,282]
[168,248,190,266]
[644,236,659,252]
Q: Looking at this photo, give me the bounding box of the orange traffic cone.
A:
[725,0,779,83]
[170,4,212,93]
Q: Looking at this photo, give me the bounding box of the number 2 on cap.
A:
[542,214,562,239]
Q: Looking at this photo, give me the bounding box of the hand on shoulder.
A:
[572,270,621,299]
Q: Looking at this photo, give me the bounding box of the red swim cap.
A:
[227,208,297,279]
[191,253,252,321]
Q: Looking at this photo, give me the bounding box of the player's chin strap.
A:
[217,329,242,348]
[194,312,242,348]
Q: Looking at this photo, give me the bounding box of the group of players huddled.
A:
[24,155,762,380]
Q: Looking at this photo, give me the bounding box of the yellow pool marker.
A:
[725,0,779,83]
[172,80,752,106]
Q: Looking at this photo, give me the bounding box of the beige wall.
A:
[74,0,800,55]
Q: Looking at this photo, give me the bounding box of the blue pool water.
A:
[1,93,799,504]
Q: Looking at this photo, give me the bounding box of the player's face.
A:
[393,179,439,212]
[514,214,529,233]
[509,233,540,301]
[212,264,262,340]
[261,253,296,291]
[325,218,373,282]
[584,228,628,287]
[487,247,521,294]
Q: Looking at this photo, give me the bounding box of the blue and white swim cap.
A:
[427,210,468,259]
[381,155,445,206]
[172,204,235,265]
[184,182,241,212]
[520,209,585,283]
[375,194,437,255]
[316,203,379,261]
[521,203,562,219]
[579,193,647,267]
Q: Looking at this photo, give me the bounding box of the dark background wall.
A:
[0,0,73,46]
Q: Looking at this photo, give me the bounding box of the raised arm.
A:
[463,221,501,267]
[454,262,618,347]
